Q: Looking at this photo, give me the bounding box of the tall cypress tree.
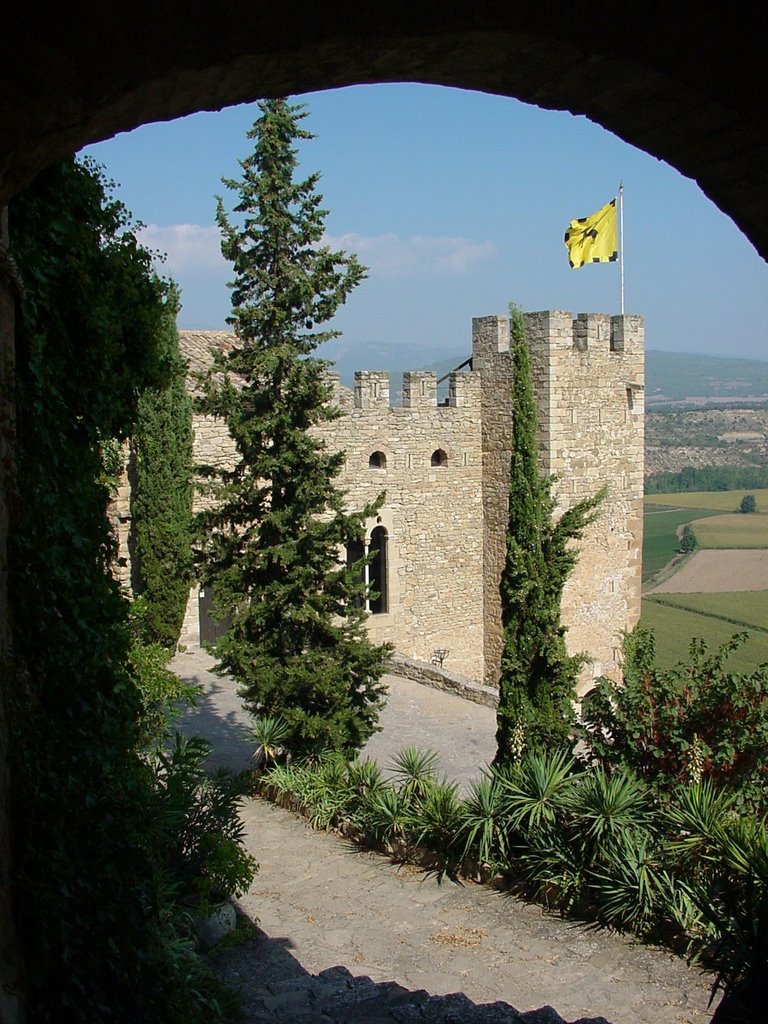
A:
[132,282,194,648]
[494,305,605,764]
[196,98,390,756]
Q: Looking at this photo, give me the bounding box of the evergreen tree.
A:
[494,305,605,766]
[132,282,194,648]
[196,98,390,756]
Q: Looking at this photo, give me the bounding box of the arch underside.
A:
[2,4,767,259]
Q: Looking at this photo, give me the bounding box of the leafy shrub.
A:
[129,600,201,749]
[151,734,258,913]
[580,626,768,813]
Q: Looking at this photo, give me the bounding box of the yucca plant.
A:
[458,773,513,869]
[250,714,292,770]
[663,780,738,872]
[498,748,577,833]
[514,821,587,912]
[406,778,463,869]
[345,757,386,822]
[686,814,768,1004]
[389,746,441,803]
[588,829,669,934]
[570,765,651,859]
[359,784,411,850]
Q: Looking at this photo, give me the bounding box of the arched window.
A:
[369,450,386,469]
[368,526,388,615]
[430,448,447,467]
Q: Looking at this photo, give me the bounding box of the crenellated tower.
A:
[526,311,644,690]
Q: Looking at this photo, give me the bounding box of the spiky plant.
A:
[588,830,669,934]
[458,773,513,868]
[570,765,651,855]
[406,778,463,866]
[389,746,441,803]
[250,714,292,770]
[359,785,411,850]
[498,748,577,833]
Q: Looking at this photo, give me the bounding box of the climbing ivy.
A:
[7,157,220,1022]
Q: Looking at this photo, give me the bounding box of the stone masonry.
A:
[119,310,644,696]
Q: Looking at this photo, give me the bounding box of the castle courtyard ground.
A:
[171,649,716,1024]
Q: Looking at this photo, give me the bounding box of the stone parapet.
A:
[388,654,499,708]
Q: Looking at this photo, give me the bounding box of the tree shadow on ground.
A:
[171,653,255,773]
[210,911,616,1024]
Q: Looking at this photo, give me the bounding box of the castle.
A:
[116,309,644,695]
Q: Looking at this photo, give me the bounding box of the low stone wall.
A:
[387,653,498,709]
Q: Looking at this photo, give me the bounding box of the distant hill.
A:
[646,350,768,404]
[320,335,768,406]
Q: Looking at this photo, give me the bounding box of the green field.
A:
[645,488,768,512]
[642,506,720,583]
[641,596,768,672]
[645,591,768,633]
[643,488,768,581]
[690,512,768,548]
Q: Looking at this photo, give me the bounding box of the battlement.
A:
[352,369,481,410]
[471,310,644,364]
[525,310,644,356]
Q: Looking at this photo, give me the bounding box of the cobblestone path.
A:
[172,650,716,1024]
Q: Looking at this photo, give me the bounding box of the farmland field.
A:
[648,549,768,593]
[641,597,768,671]
[641,488,768,669]
[690,512,768,548]
[644,488,768,512]
[646,591,768,632]
[642,506,720,584]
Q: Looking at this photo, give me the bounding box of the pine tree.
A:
[196,98,390,756]
[494,305,605,765]
[132,282,194,648]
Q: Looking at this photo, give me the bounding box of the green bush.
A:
[679,524,698,552]
[579,626,768,814]
[151,734,258,914]
[255,737,768,1001]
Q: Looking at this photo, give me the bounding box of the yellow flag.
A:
[564,198,618,269]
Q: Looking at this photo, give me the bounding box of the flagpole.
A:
[619,181,625,315]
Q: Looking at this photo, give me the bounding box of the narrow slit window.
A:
[369,526,388,614]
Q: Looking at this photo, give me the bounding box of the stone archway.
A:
[1,7,767,1020]
[2,4,767,258]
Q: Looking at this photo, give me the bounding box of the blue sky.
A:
[82,83,768,368]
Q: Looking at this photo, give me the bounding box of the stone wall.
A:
[471,316,513,686]
[313,367,485,681]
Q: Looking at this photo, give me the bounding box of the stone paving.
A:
[171,649,717,1024]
